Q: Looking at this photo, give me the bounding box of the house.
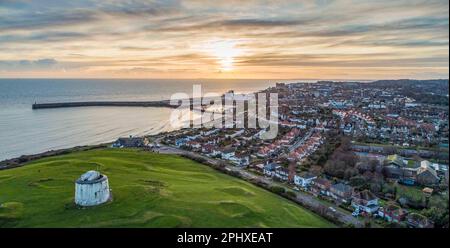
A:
[420,160,433,169]
[175,137,189,147]
[274,166,289,181]
[343,123,353,134]
[254,164,265,172]
[112,137,148,148]
[186,141,201,150]
[434,163,449,176]
[351,190,379,214]
[225,129,245,139]
[386,154,405,167]
[311,178,332,196]
[294,172,317,188]
[263,163,277,177]
[378,204,408,223]
[406,213,434,228]
[230,154,250,167]
[175,134,200,147]
[398,167,418,185]
[416,164,440,186]
[330,183,353,203]
[239,156,250,166]
[399,176,416,186]
[220,147,236,160]
[384,154,406,178]
[201,144,215,154]
[208,147,222,157]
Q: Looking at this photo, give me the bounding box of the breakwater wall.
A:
[32,100,178,109]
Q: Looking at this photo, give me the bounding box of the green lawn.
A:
[395,184,424,199]
[394,183,448,212]
[0,148,333,228]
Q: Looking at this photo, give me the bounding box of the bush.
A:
[421,207,449,228]
[344,223,355,228]
[227,170,241,178]
[349,176,367,188]
[285,191,297,198]
[270,186,286,194]
[382,183,395,195]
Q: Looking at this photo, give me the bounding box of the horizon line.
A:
[0,77,448,81]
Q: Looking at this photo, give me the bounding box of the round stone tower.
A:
[75,170,111,207]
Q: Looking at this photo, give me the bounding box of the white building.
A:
[263,163,277,177]
[274,166,289,181]
[75,171,111,207]
[294,173,317,188]
[219,147,236,160]
[351,190,379,214]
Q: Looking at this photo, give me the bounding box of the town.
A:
[112,79,449,228]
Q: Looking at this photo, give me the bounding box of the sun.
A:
[207,40,241,71]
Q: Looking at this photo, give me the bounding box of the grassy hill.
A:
[0,148,333,227]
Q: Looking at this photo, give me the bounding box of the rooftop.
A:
[76,170,107,184]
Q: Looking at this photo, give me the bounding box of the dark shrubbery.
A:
[270,186,286,194]
[285,190,297,198]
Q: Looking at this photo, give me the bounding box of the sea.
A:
[0,78,300,161]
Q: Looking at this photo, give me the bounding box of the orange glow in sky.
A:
[0,0,448,79]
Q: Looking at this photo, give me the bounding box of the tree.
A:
[285,190,297,198]
[350,176,367,188]
[421,207,449,228]
[362,171,375,181]
[288,162,297,182]
[339,137,352,151]
[324,160,346,179]
[370,183,381,193]
[368,159,379,172]
[270,186,285,194]
[344,167,358,180]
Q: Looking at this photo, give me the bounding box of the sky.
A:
[0,0,448,79]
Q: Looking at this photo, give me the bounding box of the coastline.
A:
[0,143,110,170]
[10,92,257,164]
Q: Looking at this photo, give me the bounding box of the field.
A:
[0,148,333,227]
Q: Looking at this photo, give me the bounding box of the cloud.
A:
[0,0,182,32]
[0,0,447,79]
[0,32,90,44]
[119,46,159,51]
[0,9,98,31]
[0,58,58,71]
[98,0,181,17]
[235,52,449,68]
[151,17,315,33]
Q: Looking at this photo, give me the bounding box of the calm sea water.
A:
[0,79,285,161]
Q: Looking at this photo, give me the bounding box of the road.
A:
[288,129,314,153]
[153,141,363,227]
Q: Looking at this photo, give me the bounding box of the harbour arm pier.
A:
[32,100,178,109]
